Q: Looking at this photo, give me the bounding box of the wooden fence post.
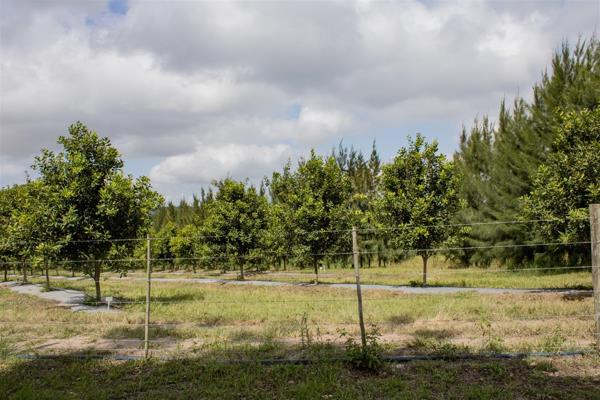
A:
[590,204,600,348]
[352,226,367,349]
[144,234,152,358]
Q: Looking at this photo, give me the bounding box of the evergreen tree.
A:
[521,107,600,266]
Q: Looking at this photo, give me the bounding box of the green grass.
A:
[1,272,598,399]
[1,354,599,399]
[6,255,593,289]
[74,255,595,289]
[0,276,595,358]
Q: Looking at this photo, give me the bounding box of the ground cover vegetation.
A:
[0,280,595,357]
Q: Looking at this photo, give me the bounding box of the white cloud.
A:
[149,143,292,186]
[1,0,598,196]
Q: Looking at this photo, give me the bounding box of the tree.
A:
[454,37,600,267]
[32,122,162,301]
[201,179,268,280]
[0,184,34,282]
[521,107,600,265]
[375,134,460,285]
[270,151,353,283]
[451,118,494,267]
[170,224,201,273]
[267,163,298,271]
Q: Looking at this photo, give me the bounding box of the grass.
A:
[0,353,599,399]
[1,266,598,399]
[25,254,592,289]
[0,275,595,358]
[5,254,592,290]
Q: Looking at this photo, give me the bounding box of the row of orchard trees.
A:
[0,121,460,299]
[0,123,163,301]
[151,38,600,275]
[145,136,460,285]
[2,38,599,299]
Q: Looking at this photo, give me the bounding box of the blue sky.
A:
[1,0,598,200]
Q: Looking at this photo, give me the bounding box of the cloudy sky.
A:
[1,0,598,200]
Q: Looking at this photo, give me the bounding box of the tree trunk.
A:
[239,261,245,280]
[94,264,102,302]
[313,257,319,284]
[22,262,28,283]
[192,262,197,274]
[422,254,429,286]
[283,257,287,271]
[3,265,7,282]
[45,260,50,289]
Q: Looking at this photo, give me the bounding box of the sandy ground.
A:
[4,274,592,295]
[0,281,117,313]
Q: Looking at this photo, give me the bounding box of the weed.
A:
[540,326,566,352]
[299,312,312,348]
[341,324,384,372]
[478,317,505,353]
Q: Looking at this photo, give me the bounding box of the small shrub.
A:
[341,325,384,372]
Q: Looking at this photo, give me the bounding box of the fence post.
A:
[352,226,367,349]
[590,204,600,348]
[144,233,152,358]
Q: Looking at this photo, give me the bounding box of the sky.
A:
[1,0,599,201]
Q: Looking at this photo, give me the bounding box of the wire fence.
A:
[0,214,599,361]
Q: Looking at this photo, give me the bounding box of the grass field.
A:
[0,274,595,358]
[1,260,598,399]
[7,254,593,290]
[1,354,600,399]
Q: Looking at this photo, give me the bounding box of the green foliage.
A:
[268,151,353,281]
[30,122,162,299]
[201,179,268,279]
[454,37,600,267]
[375,134,460,283]
[341,325,384,372]
[521,107,600,265]
[169,224,201,272]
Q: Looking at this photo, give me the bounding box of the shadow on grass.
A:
[387,314,415,324]
[103,326,191,340]
[1,347,599,399]
[412,328,458,340]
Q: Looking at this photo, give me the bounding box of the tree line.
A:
[1,38,599,300]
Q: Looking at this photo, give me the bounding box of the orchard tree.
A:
[521,107,600,265]
[19,180,72,287]
[170,224,201,272]
[32,122,162,301]
[270,152,353,283]
[267,163,298,271]
[201,179,268,280]
[375,134,460,285]
[0,184,35,282]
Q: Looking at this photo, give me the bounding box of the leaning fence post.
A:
[352,226,367,349]
[590,204,600,348]
[144,233,152,358]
